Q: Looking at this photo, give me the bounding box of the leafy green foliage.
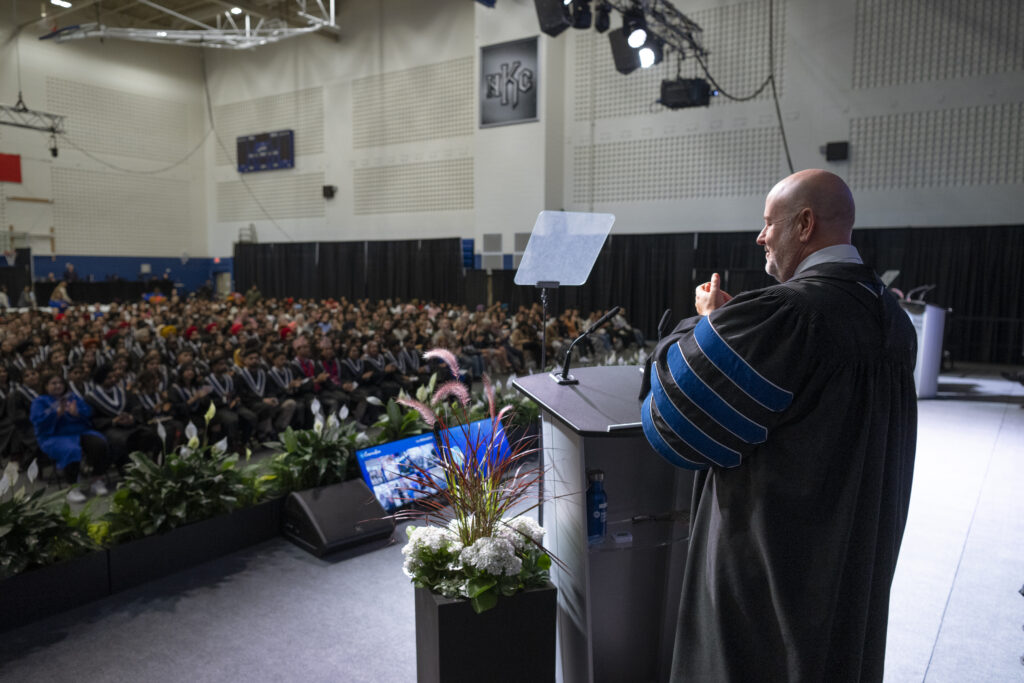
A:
[105,444,268,543]
[371,397,427,445]
[0,487,99,579]
[491,378,539,430]
[265,416,362,493]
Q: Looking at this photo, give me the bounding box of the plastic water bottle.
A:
[587,470,608,545]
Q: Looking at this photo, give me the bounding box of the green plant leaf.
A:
[466,576,497,599]
[470,589,498,614]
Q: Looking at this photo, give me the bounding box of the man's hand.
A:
[695,272,733,316]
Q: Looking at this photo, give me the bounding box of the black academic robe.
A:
[641,263,918,683]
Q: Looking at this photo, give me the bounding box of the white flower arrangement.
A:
[393,348,552,613]
[402,516,549,612]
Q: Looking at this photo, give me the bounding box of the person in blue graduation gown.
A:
[31,372,111,501]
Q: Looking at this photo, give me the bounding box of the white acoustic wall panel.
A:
[573,128,780,203]
[849,102,1024,189]
[217,172,325,222]
[52,167,191,255]
[573,0,785,122]
[213,87,324,166]
[853,0,1024,89]
[352,57,474,148]
[46,76,189,161]
[353,158,473,215]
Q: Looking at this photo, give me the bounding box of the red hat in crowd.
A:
[104,329,119,341]
[279,327,293,340]
[229,322,243,336]
[204,323,218,333]
[184,325,198,339]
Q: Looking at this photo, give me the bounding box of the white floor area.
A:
[884,367,1024,683]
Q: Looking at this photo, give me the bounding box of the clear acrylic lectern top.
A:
[514,211,615,287]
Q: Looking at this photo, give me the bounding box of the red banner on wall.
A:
[0,153,22,183]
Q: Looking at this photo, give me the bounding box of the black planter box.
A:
[415,582,556,683]
[108,497,283,593]
[0,550,109,633]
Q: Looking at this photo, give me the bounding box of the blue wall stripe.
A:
[665,343,767,444]
[650,370,742,468]
[641,393,708,471]
[693,316,793,412]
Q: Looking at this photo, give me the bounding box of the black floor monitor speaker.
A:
[282,480,395,557]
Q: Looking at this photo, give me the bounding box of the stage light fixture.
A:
[48,133,58,158]
[572,0,592,29]
[608,28,641,75]
[638,36,663,69]
[534,0,572,37]
[622,7,647,48]
[594,2,611,33]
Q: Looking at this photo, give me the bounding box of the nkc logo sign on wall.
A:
[480,36,538,128]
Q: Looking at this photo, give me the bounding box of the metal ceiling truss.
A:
[38,0,339,50]
[0,98,66,134]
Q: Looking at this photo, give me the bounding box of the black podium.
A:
[513,366,693,683]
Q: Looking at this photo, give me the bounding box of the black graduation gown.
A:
[86,387,150,465]
[641,263,918,682]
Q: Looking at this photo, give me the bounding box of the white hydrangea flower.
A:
[506,516,546,546]
[459,536,522,577]
[401,525,457,578]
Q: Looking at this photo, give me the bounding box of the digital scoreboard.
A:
[236,129,294,173]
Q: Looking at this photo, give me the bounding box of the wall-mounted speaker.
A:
[824,142,849,161]
[323,185,337,199]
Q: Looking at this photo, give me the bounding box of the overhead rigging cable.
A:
[58,129,213,174]
[683,0,792,171]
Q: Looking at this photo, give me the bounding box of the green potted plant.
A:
[393,349,556,683]
[104,404,279,592]
[0,460,108,631]
[264,400,364,493]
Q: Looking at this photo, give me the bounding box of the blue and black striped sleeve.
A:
[641,292,808,470]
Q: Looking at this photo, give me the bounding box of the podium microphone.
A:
[553,305,621,385]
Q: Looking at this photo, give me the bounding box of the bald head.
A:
[758,170,857,282]
[767,169,856,246]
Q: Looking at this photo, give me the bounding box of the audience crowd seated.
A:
[0,293,644,500]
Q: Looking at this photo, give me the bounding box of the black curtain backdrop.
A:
[0,248,32,304]
[236,238,463,304]
[232,227,1024,364]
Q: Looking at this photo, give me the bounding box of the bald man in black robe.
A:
[641,170,918,681]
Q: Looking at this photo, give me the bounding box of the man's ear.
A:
[796,208,815,243]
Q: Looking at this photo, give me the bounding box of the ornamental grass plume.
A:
[393,348,554,613]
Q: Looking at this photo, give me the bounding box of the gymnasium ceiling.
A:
[11,0,342,49]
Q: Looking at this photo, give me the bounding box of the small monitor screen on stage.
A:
[355,418,512,512]
[236,129,295,173]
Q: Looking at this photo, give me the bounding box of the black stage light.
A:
[622,6,647,48]
[659,78,712,109]
[572,0,592,29]
[594,1,611,32]
[638,35,664,68]
[534,0,572,37]
[609,28,641,75]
